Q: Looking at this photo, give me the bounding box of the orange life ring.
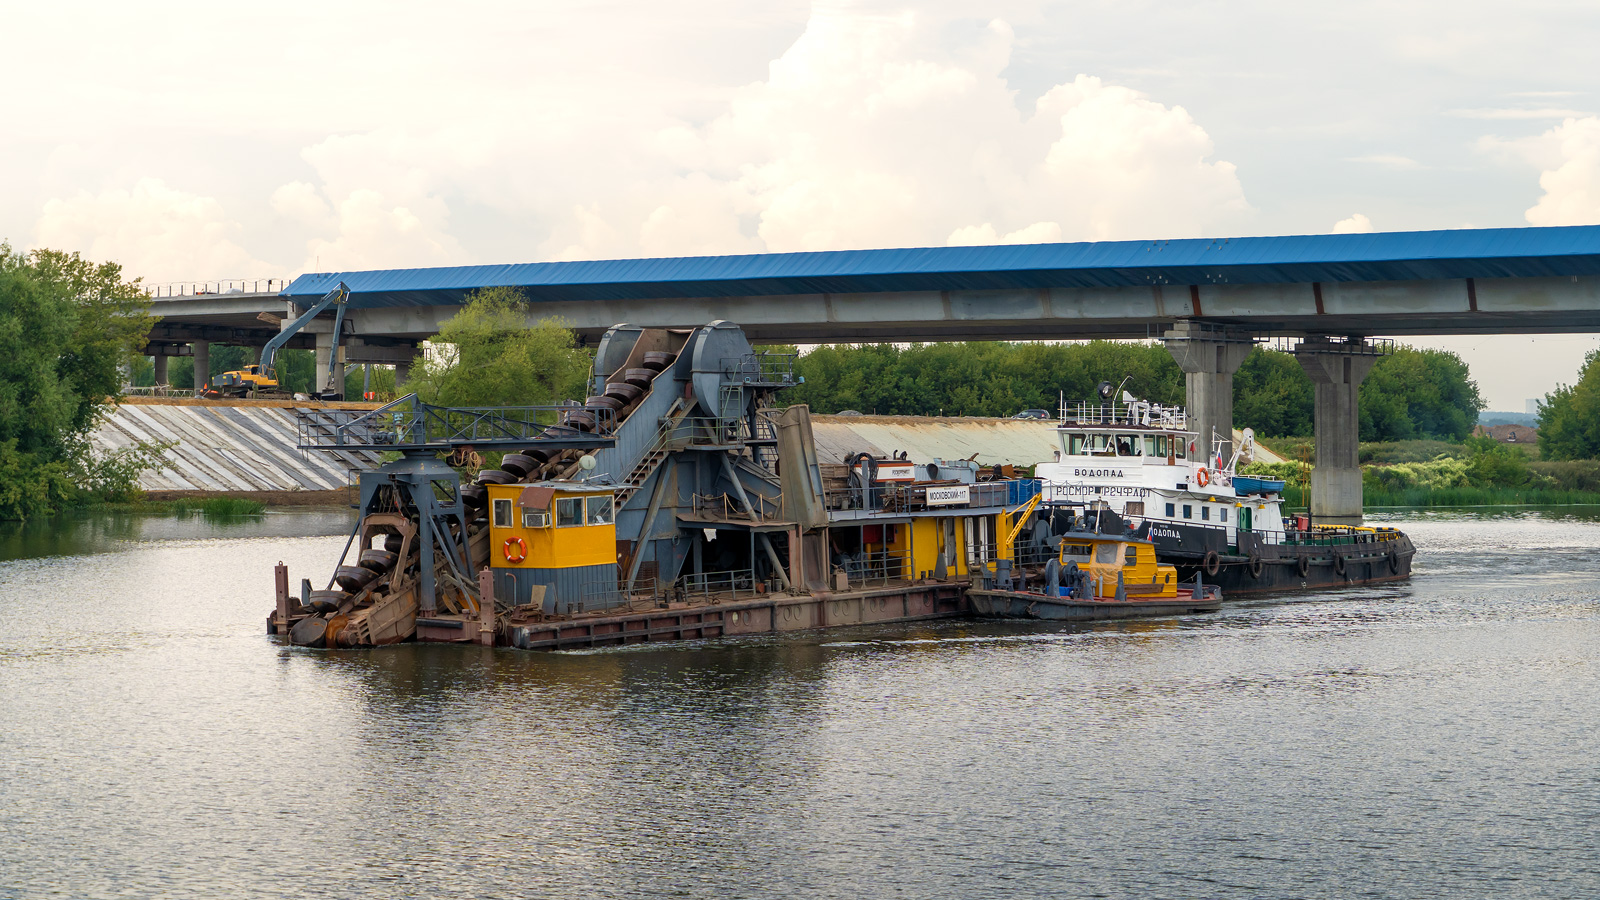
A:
[1196,468,1210,487]
[502,536,527,563]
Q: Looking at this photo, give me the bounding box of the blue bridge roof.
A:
[282,225,1600,308]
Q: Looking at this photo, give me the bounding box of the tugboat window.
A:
[1175,440,1187,459]
[1068,434,1087,455]
[1201,507,1210,521]
[1183,505,1192,519]
[1220,508,1228,523]
[1095,543,1118,564]
[493,499,513,528]
[556,497,584,527]
[1062,543,1092,558]
[1091,434,1116,456]
[1165,503,1176,517]
[1124,546,1138,566]
[1116,435,1137,455]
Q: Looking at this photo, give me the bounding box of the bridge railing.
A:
[147,279,289,298]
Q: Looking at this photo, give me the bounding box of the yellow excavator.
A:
[209,283,349,399]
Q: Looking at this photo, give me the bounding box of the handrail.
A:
[295,393,617,451]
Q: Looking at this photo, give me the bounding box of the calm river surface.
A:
[3,507,1600,898]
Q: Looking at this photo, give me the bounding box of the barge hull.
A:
[968,588,1220,621]
[506,582,968,651]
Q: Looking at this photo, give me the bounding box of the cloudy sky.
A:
[6,0,1600,408]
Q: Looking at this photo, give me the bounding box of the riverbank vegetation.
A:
[788,342,1482,442]
[0,245,160,519]
[405,287,591,407]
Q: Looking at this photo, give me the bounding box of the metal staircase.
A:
[615,400,691,505]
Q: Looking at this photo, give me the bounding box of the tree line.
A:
[786,341,1486,442]
[0,245,157,518]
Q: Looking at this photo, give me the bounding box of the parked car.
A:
[1012,409,1051,420]
[835,409,864,416]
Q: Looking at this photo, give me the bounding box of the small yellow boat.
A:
[969,531,1221,621]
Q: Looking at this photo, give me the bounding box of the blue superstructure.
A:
[282,225,1600,309]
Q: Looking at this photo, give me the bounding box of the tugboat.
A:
[969,530,1221,621]
[1032,383,1414,595]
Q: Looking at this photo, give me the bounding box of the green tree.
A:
[1359,347,1483,441]
[0,244,155,518]
[405,286,591,407]
[787,340,1182,416]
[1538,349,1600,460]
[344,363,398,400]
[1233,348,1313,437]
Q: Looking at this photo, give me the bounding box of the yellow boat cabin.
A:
[1057,533,1183,600]
[485,481,618,615]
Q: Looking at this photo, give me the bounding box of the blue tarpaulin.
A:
[282,225,1600,309]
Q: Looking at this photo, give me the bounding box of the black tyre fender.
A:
[1249,556,1264,579]
[1203,551,1221,577]
[1333,553,1347,577]
[1387,550,1401,574]
[1296,555,1310,578]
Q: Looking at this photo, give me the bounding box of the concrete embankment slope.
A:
[95,400,1281,493]
[94,397,384,492]
[811,415,1284,466]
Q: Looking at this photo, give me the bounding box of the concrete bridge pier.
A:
[1163,322,1254,463]
[152,354,168,386]
[1294,336,1382,525]
[314,331,344,395]
[191,340,209,391]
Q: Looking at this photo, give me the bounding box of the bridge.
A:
[146,224,1600,522]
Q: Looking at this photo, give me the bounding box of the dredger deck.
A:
[270,319,1075,650]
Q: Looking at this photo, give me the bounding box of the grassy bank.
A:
[1365,486,1600,507]
[78,496,268,517]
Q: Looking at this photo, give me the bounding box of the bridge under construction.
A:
[146,224,1600,520]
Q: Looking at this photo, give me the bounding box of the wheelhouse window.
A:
[492,498,513,528]
[1062,542,1092,559]
[1183,505,1192,519]
[1175,440,1187,460]
[1165,503,1176,517]
[1095,543,1118,564]
[1220,508,1228,523]
[1124,546,1138,566]
[1116,435,1139,456]
[1067,434,1087,455]
[586,495,614,525]
[555,497,584,527]
[1202,507,1210,521]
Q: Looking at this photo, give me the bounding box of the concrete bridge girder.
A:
[319,275,1600,345]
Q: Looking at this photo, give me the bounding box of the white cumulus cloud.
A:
[1521,116,1600,226]
[33,178,276,283]
[1332,213,1375,233]
[532,9,1251,258]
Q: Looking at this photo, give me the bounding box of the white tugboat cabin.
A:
[1030,382,1413,594]
[1033,387,1287,549]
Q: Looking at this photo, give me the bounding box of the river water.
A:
[2,508,1599,899]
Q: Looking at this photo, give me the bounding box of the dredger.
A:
[269,320,1217,651]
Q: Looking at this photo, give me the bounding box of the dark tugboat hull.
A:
[1174,537,1416,596]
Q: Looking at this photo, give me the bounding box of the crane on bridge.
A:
[209,282,349,399]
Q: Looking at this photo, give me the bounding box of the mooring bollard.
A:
[477,567,496,646]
